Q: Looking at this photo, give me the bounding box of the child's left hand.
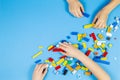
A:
[32,64,48,80]
[92,9,108,29]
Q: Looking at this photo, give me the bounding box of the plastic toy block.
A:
[77,34,82,41]
[112,22,118,27]
[66,64,74,72]
[106,37,111,40]
[102,51,108,57]
[52,48,65,52]
[82,33,87,37]
[45,60,49,63]
[84,24,95,29]
[48,45,55,51]
[78,43,83,50]
[98,34,104,40]
[48,57,54,62]
[82,12,90,18]
[56,58,65,65]
[85,71,92,76]
[82,42,87,49]
[60,40,68,43]
[108,43,112,48]
[107,26,112,33]
[75,65,82,70]
[66,36,71,39]
[35,59,41,64]
[82,37,90,42]
[38,46,43,49]
[81,66,88,71]
[72,44,79,48]
[85,50,91,56]
[55,65,61,70]
[94,52,98,55]
[60,55,67,59]
[106,32,112,38]
[89,32,97,41]
[68,60,72,64]
[93,58,110,65]
[72,70,77,75]
[63,60,68,66]
[101,43,106,49]
[71,32,78,35]
[94,44,99,49]
[88,47,94,52]
[101,57,107,60]
[63,68,68,75]
[51,62,57,67]
[32,51,43,59]
[72,64,77,69]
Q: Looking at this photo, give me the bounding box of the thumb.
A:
[42,65,48,77]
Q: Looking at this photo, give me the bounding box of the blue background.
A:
[0,0,120,80]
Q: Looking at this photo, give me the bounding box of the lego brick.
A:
[32,51,43,59]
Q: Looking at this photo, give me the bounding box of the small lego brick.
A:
[93,58,110,65]
[55,65,61,70]
[60,55,67,59]
[101,43,106,49]
[68,60,72,64]
[106,37,111,40]
[72,44,79,48]
[32,51,43,59]
[52,48,65,52]
[45,60,49,63]
[51,62,57,67]
[85,50,91,56]
[101,57,107,61]
[98,34,104,40]
[60,40,68,43]
[72,70,77,75]
[72,64,77,69]
[48,45,55,51]
[82,42,87,49]
[107,26,112,33]
[66,64,74,72]
[71,32,78,35]
[82,33,87,37]
[38,46,43,49]
[56,58,65,65]
[94,52,98,55]
[48,57,54,62]
[82,12,90,18]
[35,59,41,64]
[108,43,112,48]
[82,37,90,42]
[90,32,97,41]
[84,24,95,29]
[63,68,68,75]
[78,43,83,50]
[63,60,68,66]
[102,51,108,57]
[112,22,118,27]
[81,66,88,71]
[85,71,92,76]
[94,44,99,49]
[75,65,82,70]
[88,47,94,52]
[77,34,82,42]
[66,36,71,39]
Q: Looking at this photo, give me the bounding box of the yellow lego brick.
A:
[88,47,94,52]
[107,26,112,33]
[63,60,68,66]
[45,60,49,63]
[56,58,64,65]
[98,34,104,40]
[94,44,99,49]
[77,34,82,41]
[108,43,112,48]
[101,43,106,48]
[75,65,82,70]
[81,66,88,71]
[38,46,43,49]
[32,51,42,59]
[101,57,107,60]
[95,40,98,43]
[82,42,87,49]
[82,33,87,37]
[51,62,57,67]
[84,24,95,29]
[66,64,74,72]
[85,71,92,76]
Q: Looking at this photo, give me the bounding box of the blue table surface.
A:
[0,0,120,80]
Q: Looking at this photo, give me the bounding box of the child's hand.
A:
[59,42,81,58]
[32,64,48,80]
[92,9,108,29]
[67,0,84,18]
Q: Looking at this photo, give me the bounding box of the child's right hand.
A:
[32,64,48,80]
[59,42,81,58]
[67,0,84,18]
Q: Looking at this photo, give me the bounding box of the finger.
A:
[59,43,68,48]
[92,17,98,24]
[42,67,48,77]
[34,64,39,71]
[39,64,48,73]
[63,42,69,46]
[74,10,79,18]
[77,8,83,17]
[94,20,100,28]
[60,51,67,56]
[37,64,42,72]
[80,6,84,13]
